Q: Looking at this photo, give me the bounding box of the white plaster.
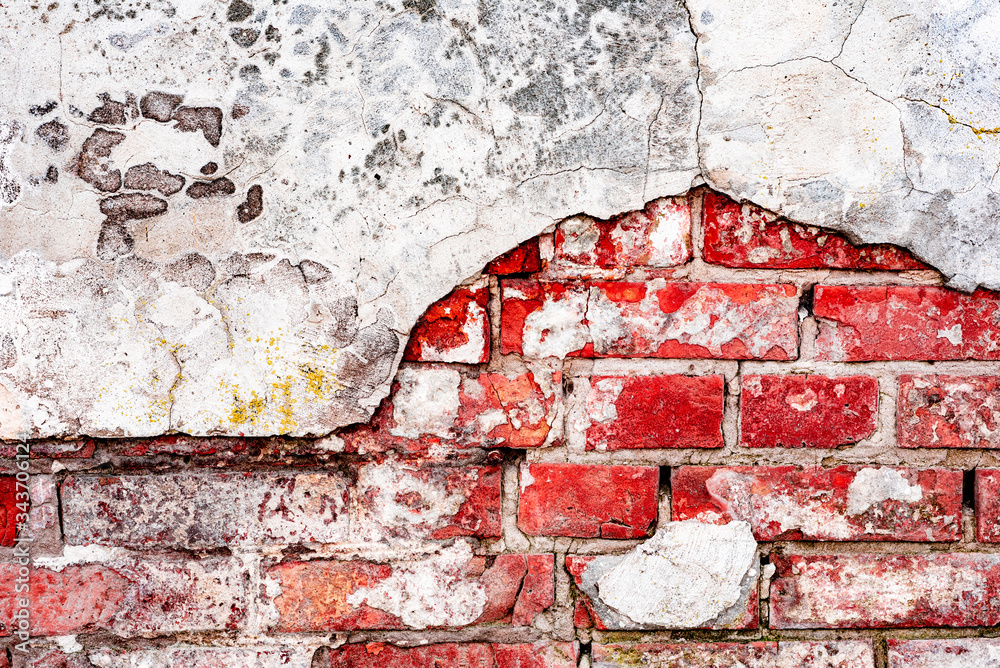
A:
[596,520,757,628]
[389,367,461,439]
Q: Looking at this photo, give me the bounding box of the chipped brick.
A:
[403,280,490,363]
[340,363,561,453]
[518,463,658,538]
[485,237,542,275]
[266,547,554,632]
[740,375,878,448]
[351,462,500,541]
[0,477,22,547]
[672,466,962,541]
[815,286,1000,361]
[897,374,1000,448]
[326,642,577,668]
[0,558,247,636]
[771,553,1000,628]
[888,639,1000,668]
[583,374,724,450]
[592,642,874,667]
[547,197,691,279]
[703,190,926,270]
[975,470,1000,542]
[61,471,349,549]
[501,280,798,359]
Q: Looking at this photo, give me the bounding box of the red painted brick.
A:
[501,280,798,359]
[593,642,874,667]
[518,463,658,538]
[353,463,500,541]
[327,642,577,668]
[583,375,724,450]
[340,364,561,453]
[266,550,554,632]
[547,197,691,279]
[567,556,758,630]
[897,375,1000,448]
[672,466,961,541]
[61,471,350,549]
[976,470,1000,542]
[485,238,542,275]
[0,477,23,547]
[770,553,1000,628]
[888,639,1000,668]
[740,375,878,448]
[814,286,1000,361]
[702,190,925,270]
[0,558,247,636]
[403,279,490,363]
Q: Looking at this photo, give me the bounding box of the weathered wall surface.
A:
[1,0,998,437]
[6,190,1000,667]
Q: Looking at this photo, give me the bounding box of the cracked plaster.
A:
[0,0,997,438]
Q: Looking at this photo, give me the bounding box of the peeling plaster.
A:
[0,0,997,437]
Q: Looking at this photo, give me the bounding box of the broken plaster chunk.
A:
[596,520,757,629]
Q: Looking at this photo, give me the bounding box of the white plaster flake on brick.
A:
[845,467,923,516]
[390,367,461,439]
[345,541,487,629]
[596,520,757,628]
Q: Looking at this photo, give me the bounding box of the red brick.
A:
[888,639,1000,668]
[702,190,925,270]
[567,556,758,630]
[0,558,247,636]
[327,642,577,668]
[976,470,1000,542]
[740,375,878,448]
[403,279,490,363]
[897,375,1000,448]
[770,553,1000,628]
[518,463,658,538]
[266,549,554,632]
[485,238,542,275]
[353,463,500,541]
[814,286,1000,361]
[672,466,961,542]
[62,471,349,549]
[547,197,691,279]
[592,642,874,667]
[0,477,23,547]
[501,280,799,359]
[340,364,561,453]
[583,375,724,450]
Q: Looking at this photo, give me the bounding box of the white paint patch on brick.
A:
[353,462,467,542]
[706,469,856,541]
[346,541,487,629]
[587,378,625,424]
[596,520,757,628]
[846,468,923,516]
[776,641,875,668]
[937,324,963,346]
[89,647,314,668]
[644,199,690,267]
[390,367,461,439]
[521,289,591,358]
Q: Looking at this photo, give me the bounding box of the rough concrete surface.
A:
[0,0,998,437]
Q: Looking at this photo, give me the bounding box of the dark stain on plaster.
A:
[140,91,184,122]
[35,119,69,151]
[187,177,237,199]
[172,107,224,147]
[76,128,126,192]
[237,185,264,223]
[124,163,186,196]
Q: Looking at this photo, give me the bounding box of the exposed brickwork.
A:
[4,189,994,664]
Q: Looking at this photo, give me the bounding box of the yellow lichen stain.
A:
[229,389,265,428]
[271,376,297,432]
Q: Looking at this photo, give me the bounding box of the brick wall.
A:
[4,188,999,667]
